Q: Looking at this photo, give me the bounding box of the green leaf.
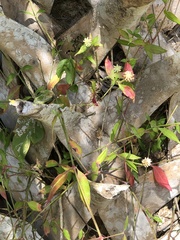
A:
[46,160,59,168]
[14,201,23,211]
[63,229,71,240]
[117,39,136,47]
[132,39,145,46]
[123,216,129,231]
[110,121,121,141]
[78,229,84,239]
[12,118,44,160]
[7,73,16,85]
[65,59,76,84]
[75,44,87,56]
[56,59,68,78]
[96,148,108,164]
[87,55,96,65]
[21,10,34,16]
[27,201,42,212]
[144,43,167,60]
[36,9,46,14]
[106,152,117,162]
[120,152,141,160]
[164,10,180,24]
[153,215,163,223]
[91,36,102,46]
[29,120,45,144]
[76,169,91,208]
[159,128,180,143]
[119,29,129,39]
[126,160,138,173]
[131,127,145,138]
[21,65,33,72]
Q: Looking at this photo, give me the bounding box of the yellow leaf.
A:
[47,74,60,90]
[69,139,82,156]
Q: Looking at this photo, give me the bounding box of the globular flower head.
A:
[83,37,92,47]
[142,157,152,168]
[113,64,122,73]
[122,62,135,82]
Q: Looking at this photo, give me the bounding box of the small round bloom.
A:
[142,157,152,168]
[83,37,92,47]
[122,71,135,82]
[113,64,122,73]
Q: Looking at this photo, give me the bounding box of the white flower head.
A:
[142,157,152,168]
[113,64,122,73]
[122,71,135,82]
[83,37,92,47]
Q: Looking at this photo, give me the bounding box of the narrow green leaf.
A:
[46,160,59,168]
[27,201,42,212]
[7,73,16,85]
[91,161,99,181]
[123,216,129,231]
[96,148,108,164]
[117,39,136,47]
[36,9,46,14]
[63,229,71,240]
[120,152,141,160]
[87,55,96,65]
[91,36,102,46]
[76,169,91,208]
[159,128,180,143]
[119,29,129,39]
[21,65,33,72]
[164,10,180,24]
[153,215,163,223]
[110,121,121,141]
[75,44,87,56]
[21,10,34,16]
[126,160,138,173]
[106,152,117,162]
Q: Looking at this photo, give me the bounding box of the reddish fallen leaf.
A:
[152,165,172,191]
[125,163,134,187]
[105,57,113,76]
[56,83,70,95]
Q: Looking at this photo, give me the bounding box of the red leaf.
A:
[152,166,172,191]
[56,83,70,95]
[125,163,134,186]
[105,57,113,76]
